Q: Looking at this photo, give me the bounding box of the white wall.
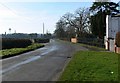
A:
[109,39,115,52]
[105,15,120,51]
[106,15,120,39]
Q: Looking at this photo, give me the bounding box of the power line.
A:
[0,2,32,23]
[0,2,17,15]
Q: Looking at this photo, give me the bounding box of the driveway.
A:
[1,39,88,81]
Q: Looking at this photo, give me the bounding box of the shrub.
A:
[115,32,120,47]
[34,38,50,43]
[2,38,32,49]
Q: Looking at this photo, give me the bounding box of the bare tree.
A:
[61,8,91,37]
[74,8,91,35]
[54,19,66,38]
[54,7,91,39]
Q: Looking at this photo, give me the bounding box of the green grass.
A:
[0,43,44,58]
[58,39,106,51]
[59,51,119,81]
[78,43,106,51]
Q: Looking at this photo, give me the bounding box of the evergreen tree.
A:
[90,2,119,39]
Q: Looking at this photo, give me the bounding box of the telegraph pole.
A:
[43,23,44,35]
[14,30,16,33]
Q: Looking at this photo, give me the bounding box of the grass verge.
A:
[78,43,106,51]
[0,43,44,59]
[59,51,119,81]
[58,39,106,51]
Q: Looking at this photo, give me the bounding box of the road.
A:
[1,39,88,81]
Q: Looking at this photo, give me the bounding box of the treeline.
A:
[54,2,119,40]
[2,33,52,39]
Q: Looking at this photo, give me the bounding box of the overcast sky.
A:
[0,1,118,34]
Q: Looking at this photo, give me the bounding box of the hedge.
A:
[115,32,120,47]
[2,38,32,49]
[1,43,44,59]
[34,38,50,43]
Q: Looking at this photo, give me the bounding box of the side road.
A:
[2,39,88,81]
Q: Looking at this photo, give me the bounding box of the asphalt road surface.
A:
[1,39,88,81]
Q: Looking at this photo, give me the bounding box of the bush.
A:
[34,38,50,43]
[115,32,120,47]
[2,38,32,49]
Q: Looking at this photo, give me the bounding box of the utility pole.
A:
[14,30,16,33]
[43,23,44,35]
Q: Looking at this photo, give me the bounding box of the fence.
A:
[77,38,105,48]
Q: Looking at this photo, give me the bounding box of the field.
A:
[59,51,119,81]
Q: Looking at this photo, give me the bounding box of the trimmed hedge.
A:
[1,43,44,59]
[115,32,120,47]
[2,38,32,49]
[34,38,50,43]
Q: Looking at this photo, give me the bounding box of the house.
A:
[104,1,120,52]
[105,14,120,51]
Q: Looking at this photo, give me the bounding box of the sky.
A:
[0,2,94,34]
[0,1,118,34]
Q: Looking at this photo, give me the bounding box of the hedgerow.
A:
[2,38,32,49]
